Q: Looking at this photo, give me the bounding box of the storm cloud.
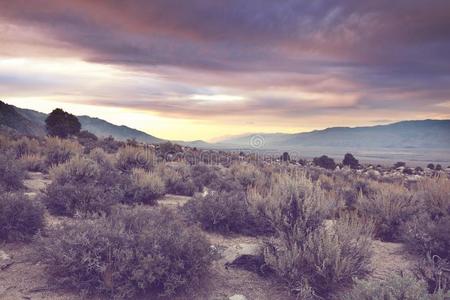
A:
[0,0,449,139]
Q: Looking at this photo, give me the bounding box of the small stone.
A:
[223,243,262,265]
[229,295,247,300]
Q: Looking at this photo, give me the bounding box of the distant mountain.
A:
[218,120,450,149]
[0,101,163,143]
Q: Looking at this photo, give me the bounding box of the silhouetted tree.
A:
[281,152,290,162]
[45,108,81,138]
[427,163,435,170]
[342,153,359,169]
[313,155,336,170]
[394,161,406,169]
[436,164,443,171]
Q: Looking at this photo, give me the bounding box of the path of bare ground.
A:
[0,172,416,300]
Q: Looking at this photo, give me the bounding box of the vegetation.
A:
[343,273,449,300]
[1,125,450,299]
[313,155,336,170]
[184,190,272,235]
[0,151,25,191]
[0,193,44,242]
[43,157,122,216]
[116,145,155,173]
[45,108,81,138]
[343,153,359,169]
[37,207,212,298]
[357,182,420,241]
[249,173,373,297]
[45,136,82,167]
[124,168,165,205]
[402,176,450,259]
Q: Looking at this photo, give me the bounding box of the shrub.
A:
[436,164,443,171]
[0,151,25,191]
[403,214,450,260]
[43,157,121,217]
[12,136,41,158]
[415,176,450,219]
[116,145,155,173]
[184,190,272,235]
[88,147,115,166]
[343,273,449,300]
[230,162,262,188]
[250,173,372,296]
[357,182,420,241]
[50,156,100,185]
[76,130,98,153]
[20,153,46,172]
[156,163,196,196]
[428,163,436,170]
[45,137,82,167]
[0,193,44,242]
[342,153,359,169]
[402,177,450,258]
[190,164,219,192]
[123,168,165,205]
[249,172,330,244]
[44,182,119,217]
[97,136,124,154]
[37,207,212,298]
[313,155,336,170]
[415,254,450,294]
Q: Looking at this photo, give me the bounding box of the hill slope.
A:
[0,101,163,143]
[219,120,450,149]
[0,101,46,136]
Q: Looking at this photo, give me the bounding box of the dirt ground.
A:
[0,173,417,300]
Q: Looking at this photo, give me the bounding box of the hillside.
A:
[0,101,163,143]
[218,120,450,149]
[0,101,45,136]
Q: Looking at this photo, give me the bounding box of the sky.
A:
[1,1,450,141]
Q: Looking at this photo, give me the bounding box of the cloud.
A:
[0,0,450,133]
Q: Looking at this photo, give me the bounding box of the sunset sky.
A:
[1,1,450,141]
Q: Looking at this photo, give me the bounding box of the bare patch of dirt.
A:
[158,194,190,209]
[0,243,83,300]
[370,240,416,280]
[23,172,51,193]
[175,232,295,300]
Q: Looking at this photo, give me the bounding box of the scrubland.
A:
[0,131,449,299]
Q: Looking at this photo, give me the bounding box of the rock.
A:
[0,250,11,261]
[229,295,247,300]
[24,192,38,199]
[223,243,264,272]
[0,250,14,270]
[223,243,262,264]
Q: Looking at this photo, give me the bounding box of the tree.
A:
[281,152,290,162]
[342,153,359,169]
[313,155,336,170]
[45,109,81,138]
[427,163,435,170]
[394,161,406,169]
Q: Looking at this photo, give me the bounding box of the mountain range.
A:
[1,100,450,150]
[218,120,450,149]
